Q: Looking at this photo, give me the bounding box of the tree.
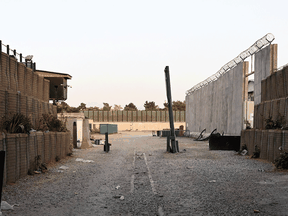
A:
[102,103,112,111]
[163,100,186,111]
[57,102,80,113]
[124,103,138,111]
[87,106,100,111]
[172,100,186,111]
[113,104,123,111]
[144,101,159,111]
[78,103,86,111]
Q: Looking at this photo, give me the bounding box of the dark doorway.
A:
[73,122,77,148]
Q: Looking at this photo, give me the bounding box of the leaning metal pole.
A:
[164,66,179,153]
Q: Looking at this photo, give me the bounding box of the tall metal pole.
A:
[164,66,178,153]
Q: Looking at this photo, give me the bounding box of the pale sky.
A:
[1,0,288,110]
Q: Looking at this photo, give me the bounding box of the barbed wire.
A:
[186,33,275,96]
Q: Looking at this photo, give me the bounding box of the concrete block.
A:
[137,111,141,122]
[127,111,132,122]
[108,111,113,122]
[142,111,147,122]
[99,111,103,122]
[103,111,108,122]
[117,111,122,122]
[152,111,156,122]
[131,111,136,122]
[112,111,117,122]
[122,111,127,122]
[146,111,151,122]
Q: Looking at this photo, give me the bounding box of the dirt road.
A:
[2,132,288,215]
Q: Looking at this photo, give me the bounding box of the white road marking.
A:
[130,174,135,193]
[130,150,136,193]
[158,206,164,216]
[143,153,157,195]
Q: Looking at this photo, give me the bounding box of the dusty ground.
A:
[1,132,288,215]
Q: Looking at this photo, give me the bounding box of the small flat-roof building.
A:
[35,70,72,101]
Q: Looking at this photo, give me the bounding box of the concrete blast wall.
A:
[254,44,277,105]
[186,62,248,136]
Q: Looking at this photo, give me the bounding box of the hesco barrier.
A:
[0,51,56,123]
[254,66,288,130]
[0,131,71,186]
[241,129,288,163]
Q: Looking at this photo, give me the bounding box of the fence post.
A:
[0,151,5,205]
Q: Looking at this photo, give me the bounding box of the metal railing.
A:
[0,40,35,70]
[186,33,275,96]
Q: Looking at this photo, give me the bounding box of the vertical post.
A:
[164,66,178,153]
[13,49,16,56]
[104,132,110,152]
[0,151,5,205]
[243,61,249,130]
[7,45,9,55]
[20,53,22,62]
[33,62,36,71]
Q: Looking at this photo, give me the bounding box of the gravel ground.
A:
[1,132,288,216]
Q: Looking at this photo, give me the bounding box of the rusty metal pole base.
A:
[167,135,171,152]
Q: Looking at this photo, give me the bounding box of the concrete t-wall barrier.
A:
[186,62,248,136]
[254,44,278,105]
[84,110,185,122]
[90,121,185,132]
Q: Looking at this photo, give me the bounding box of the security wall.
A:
[254,44,277,105]
[185,62,248,136]
[0,131,71,186]
[0,51,57,125]
[84,110,185,122]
